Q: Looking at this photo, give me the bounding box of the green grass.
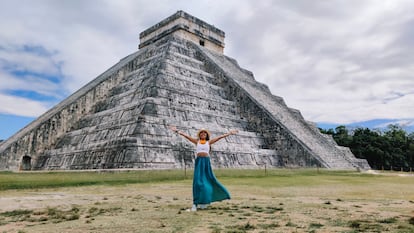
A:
[0,169,190,190]
[0,168,411,191]
[0,209,33,217]
[0,168,347,190]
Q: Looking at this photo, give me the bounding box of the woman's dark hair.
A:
[198,130,210,140]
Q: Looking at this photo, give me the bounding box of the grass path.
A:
[0,169,414,232]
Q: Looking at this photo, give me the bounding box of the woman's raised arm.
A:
[209,129,238,145]
[169,125,198,144]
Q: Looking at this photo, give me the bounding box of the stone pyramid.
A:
[0,11,370,171]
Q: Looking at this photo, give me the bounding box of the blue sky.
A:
[1,0,414,140]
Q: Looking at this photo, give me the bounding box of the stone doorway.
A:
[20,155,32,170]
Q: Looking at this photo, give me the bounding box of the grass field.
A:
[0,169,413,232]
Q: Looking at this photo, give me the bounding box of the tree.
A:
[319,124,414,171]
[333,126,352,146]
[349,128,385,169]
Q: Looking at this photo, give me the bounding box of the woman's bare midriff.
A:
[196,152,209,157]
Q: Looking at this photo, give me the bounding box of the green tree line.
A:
[320,125,414,171]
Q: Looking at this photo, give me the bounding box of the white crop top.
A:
[196,141,210,154]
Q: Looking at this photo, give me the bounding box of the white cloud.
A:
[0,0,413,131]
[0,44,61,76]
[220,0,414,126]
[0,43,65,116]
[0,93,49,117]
[0,71,60,97]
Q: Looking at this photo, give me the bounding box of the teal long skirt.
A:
[193,156,231,205]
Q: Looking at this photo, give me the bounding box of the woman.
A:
[169,126,238,211]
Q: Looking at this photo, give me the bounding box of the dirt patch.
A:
[1,179,414,232]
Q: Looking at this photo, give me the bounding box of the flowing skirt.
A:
[193,156,231,205]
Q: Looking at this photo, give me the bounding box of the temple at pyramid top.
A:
[139,10,225,53]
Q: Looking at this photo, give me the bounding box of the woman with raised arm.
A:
[169,126,238,211]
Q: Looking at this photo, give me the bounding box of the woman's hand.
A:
[169,126,197,144]
[229,129,239,135]
[169,125,178,133]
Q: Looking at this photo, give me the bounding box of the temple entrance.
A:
[20,155,32,170]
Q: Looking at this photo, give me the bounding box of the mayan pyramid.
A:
[0,11,370,171]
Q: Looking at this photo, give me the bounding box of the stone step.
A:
[197,45,358,169]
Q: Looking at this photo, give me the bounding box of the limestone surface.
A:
[0,11,370,171]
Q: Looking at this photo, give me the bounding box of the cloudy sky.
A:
[1,0,414,140]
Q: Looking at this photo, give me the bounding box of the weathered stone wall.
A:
[0,46,152,170]
[0,34,369,171]
[195,44,370,169]
[191,46,324,168]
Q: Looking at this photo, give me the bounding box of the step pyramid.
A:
[0,11,370,171]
